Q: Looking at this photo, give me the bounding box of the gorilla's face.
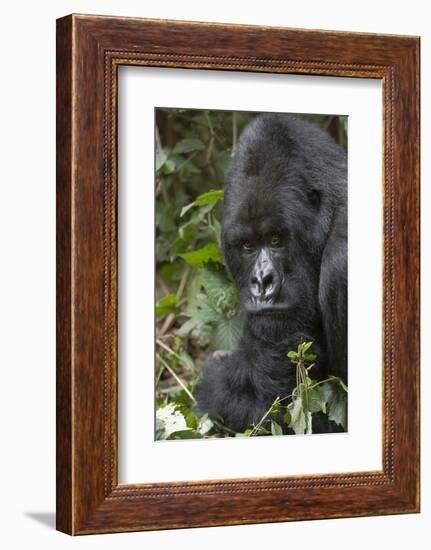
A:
[222,189,320,332]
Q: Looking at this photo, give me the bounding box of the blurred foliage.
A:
[154,108,347,440]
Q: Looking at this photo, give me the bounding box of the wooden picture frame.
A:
[56,14,420,535]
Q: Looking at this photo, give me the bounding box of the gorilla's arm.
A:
[194,351,267,433]
[318,205,348,383]
[195,333,337,434]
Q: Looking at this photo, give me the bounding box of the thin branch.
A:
[155,124,162,152]
[205,135,215,166]
[156,353,196,404]
[176,265,191,299]
[157,276,171,297]
[158,265,191,337]
[205,111,214,134]
[172,111,227,149]
[212,419,237,436]
[248,396,280,437]
[155,179,163,198]
[159,313,175,338]
[156,339,182,363]
[176,150,199,172]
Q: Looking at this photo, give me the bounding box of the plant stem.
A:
[176,265,191,300]
[309,378,333,389]
[176,150,199,172]
[159,266,191,337]
[172,111,227,148]
[155,124,162,152]
[156,339,182,363]
[156,353,196,404]
[212,419,236,436]
[248,396,280,437]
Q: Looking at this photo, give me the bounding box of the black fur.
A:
[194,114,347,434]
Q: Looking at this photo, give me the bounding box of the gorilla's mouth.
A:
[245,302,290,315]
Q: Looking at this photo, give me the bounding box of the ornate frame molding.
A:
[57,15,419,534]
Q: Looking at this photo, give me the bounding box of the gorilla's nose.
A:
[250,258,280,301]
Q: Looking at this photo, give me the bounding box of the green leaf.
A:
[163,158,176,174]
[193,293,222,323]
[180,263,240,348]
[156,149,168,172]
[155,417,166,440]
[197,414,214,435]
[155,403,188,440]
[178,303,214,345]
[286,396,313,435]
[155,294,178,317]
[178,203,215,235]
[174,388,195,410]
[199,262,227,292]
[187,262,239,315]
[271,421,283,436]
[210,314,242,351]
[306,386,326,414]
[180,203,200,219]
[179,242,223,267]
[331,375,348,393]
[183,410,198,430]
[155,203,177,233]
[287,398,307,434]
[169,430,203,440]
[194,189,224,206]
[269,401,281,417]
[173,138,205,154]
[179,159,200,176]
[177,317,201,336]
[318,379,348,429]
[180,189,224,217]
[178,349,194,372]
[159,261,183,285]
[301,341,313,354]
[255,426,271,435]
[283,410,291,426]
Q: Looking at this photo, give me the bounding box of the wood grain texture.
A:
[56,14,420,535]
[56,15,73,535]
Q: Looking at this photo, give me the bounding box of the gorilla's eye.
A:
[270,233,281,247]
[242,240,254,252]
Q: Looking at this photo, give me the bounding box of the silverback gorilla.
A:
[194,113,347,434]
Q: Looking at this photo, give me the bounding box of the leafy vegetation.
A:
[155,108,347,440]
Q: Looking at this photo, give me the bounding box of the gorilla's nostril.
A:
[250,269,278,299]
[262,273,273,292]
[250,275,262,296]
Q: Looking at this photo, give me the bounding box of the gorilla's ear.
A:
[318,205,348,383]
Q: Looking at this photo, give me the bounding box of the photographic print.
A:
[155,108,348,440]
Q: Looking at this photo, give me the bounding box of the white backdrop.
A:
[0,1,428,549]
